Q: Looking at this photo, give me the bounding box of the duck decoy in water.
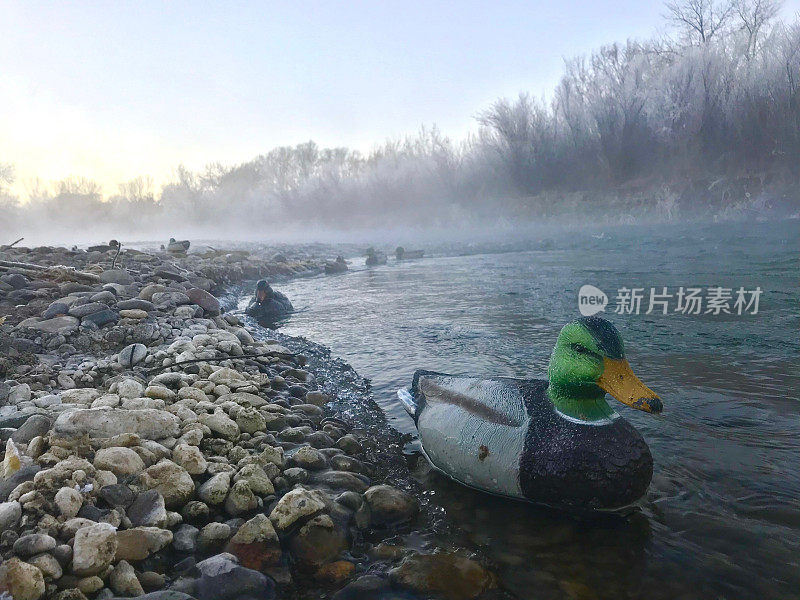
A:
[365,247,388,266]
[245,279,294,321]
[395,246,424,260]
[397,316,662,510]
[325,256,348,274]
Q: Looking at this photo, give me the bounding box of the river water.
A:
[245,220,799,600]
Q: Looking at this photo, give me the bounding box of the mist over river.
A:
[240,220,799,600]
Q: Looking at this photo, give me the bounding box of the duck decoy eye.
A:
[572,344,591,355]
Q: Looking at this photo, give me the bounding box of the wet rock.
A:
[138,570,165,592]
[198,472,231,505]
[304,391,330,407]
[290,446,327,470]
[173,524,199,553]
[200,411,240,441]
[186,289,220,315]
[314,560,355,587]
[115,527,173,561]
[117,299,154,311]
[196,522,232,553]
[140,460,194,508]
[0,500,22,532]
[193,553,275,600]
[283,467,309,486]
[94,446,146,476]
[116,379,145,399]
[8,383,32,404]
[18,316,79,336]
[68,302,107,318]
[111,593,196,600]
[152,291,190,309]
[172,444,207,475]
[28,552,62,580]
[181,501,210,525]
[71,522,118,575]
[55,408,181,440]
[389,553,497,600]
[330,454,363,473]
[42,301,69,319]
[335,491,362,511]
[0,466,39,503]
[0,557,46,600]
[233,464,274,496]
[224,480,258,516]
[81,309,119,327]
[269,486,327,531]
[13,533,57,557]
[235,407,266,435]
[76,575,104,595]
[145,385,175,401]
[99,484,136,509]
[11,414,52,444]
[99,270,134,285]
[336,434,363,455]
[363,485,419,526]
[127,489,168,527]
[288,514,347,569]
[226,514,281,570]
[109,560,145,596]
[60,388,101,404]
[311,470,370,493]
[118,343,148,368]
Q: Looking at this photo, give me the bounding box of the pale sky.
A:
[2,0,798,197]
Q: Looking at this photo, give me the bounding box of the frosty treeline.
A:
[2,0,798,235]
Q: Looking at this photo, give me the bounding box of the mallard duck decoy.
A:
[167,238,191,255]
[324,256,348,274]
[395,246,424,260]
[365,247,388,266]
[397,316,662,510]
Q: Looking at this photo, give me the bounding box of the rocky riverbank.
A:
[0,242,500,600]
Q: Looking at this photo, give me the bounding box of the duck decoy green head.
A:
[547,316,662,421]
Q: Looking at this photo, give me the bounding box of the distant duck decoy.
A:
[398,316,662,510]
[396,246,424,260]
[167,238,191,255]
[324,256,348,274]
[365,247,388,266]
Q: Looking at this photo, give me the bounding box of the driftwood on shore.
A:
[0,237,24,250]
[0,259,101,283]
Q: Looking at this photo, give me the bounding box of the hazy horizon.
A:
[3,0,798,197]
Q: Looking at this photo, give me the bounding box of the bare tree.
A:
[664,0,735,44]
[0,162,14,191]
[733,0,783,57]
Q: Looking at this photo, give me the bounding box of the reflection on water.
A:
[244,221,799,599]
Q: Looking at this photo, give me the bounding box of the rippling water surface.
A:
[250,221,799,600]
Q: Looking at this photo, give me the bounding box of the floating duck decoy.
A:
[324,256,348,274]
[395,246,424,260]
[245,279,293,321]
[398,316,662,510]
[365,247,388,266]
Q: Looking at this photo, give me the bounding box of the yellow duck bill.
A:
[597,358,662,414]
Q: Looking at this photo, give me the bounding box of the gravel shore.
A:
[0,242,499,600]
